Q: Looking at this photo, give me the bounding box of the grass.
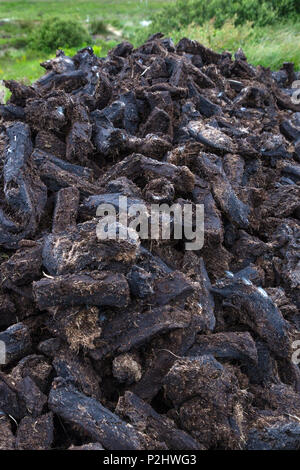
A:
[0,0,299,90]
[242,21,300,69]
[0,0,167,24]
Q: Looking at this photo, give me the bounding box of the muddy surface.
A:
[0,35,300,450]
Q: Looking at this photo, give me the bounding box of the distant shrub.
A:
[31,17,91,52]
[89,19,108,36]
[18,20,33,32]
[11,37,28,49]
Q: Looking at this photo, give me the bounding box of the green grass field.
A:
[0,0,299,92]
[0,0,171,84]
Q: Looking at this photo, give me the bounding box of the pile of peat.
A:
[0,34,300,450]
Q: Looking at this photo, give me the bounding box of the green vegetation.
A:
[149,0,300,30]
[30,17,91,52]
[0,0,299,89]
[131,0,300,70]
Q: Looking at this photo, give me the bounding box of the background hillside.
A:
[0,0,299,91]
